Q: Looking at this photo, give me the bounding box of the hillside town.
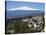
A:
[22,16,43,31]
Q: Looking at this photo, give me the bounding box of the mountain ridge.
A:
[6,10,44,19]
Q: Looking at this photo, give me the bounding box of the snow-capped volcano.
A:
[15,6,37,10]
[8,6,38,11]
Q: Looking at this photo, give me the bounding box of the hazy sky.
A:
[6,1,45,10]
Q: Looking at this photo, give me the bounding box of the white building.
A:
[22,18,28,22]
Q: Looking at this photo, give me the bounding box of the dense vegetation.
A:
[5,15,45,34]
